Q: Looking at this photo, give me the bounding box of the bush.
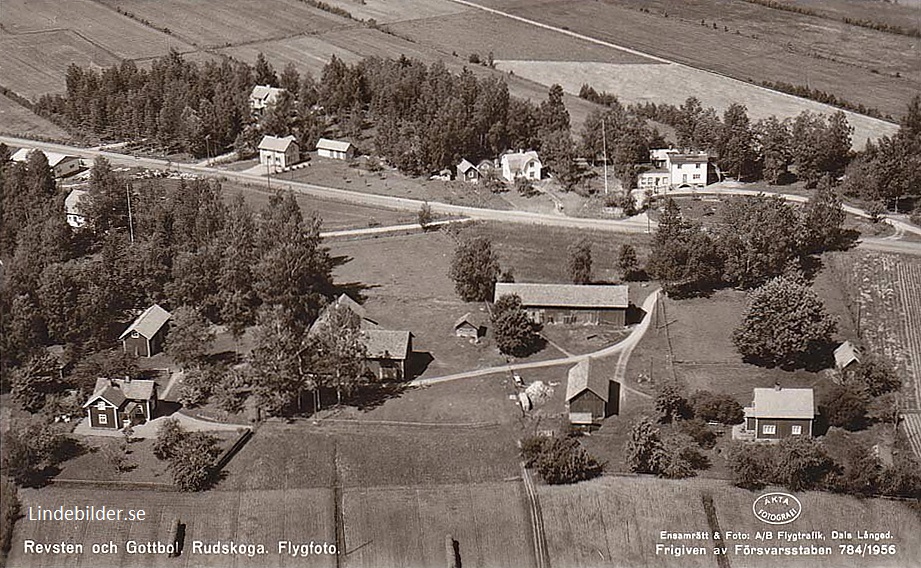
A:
[520,435,550,468]
[727,442,772,490]
[654,383,692,423]
[2,419,71,487]
[168,432,221,492]
[534,438,603,484]
[678,418,717,449]
[819,385,868,431]
[101,440,136,473]
[689,390,744,424]
[152,418,184,461]
[494,308,543,357]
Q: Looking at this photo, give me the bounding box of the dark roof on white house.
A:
[494,283,629,309]
[119,304,171,340]
[565,359,609,402]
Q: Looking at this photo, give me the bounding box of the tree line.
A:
[0,151,334,407]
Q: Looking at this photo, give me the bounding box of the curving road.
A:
[0,135,653,234]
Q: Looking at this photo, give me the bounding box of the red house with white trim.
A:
[120,304,171,358]
[82,377,159,429]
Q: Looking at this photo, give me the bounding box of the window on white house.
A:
[98,412,107,425]
[696,163,700,169]
[693,174,701,180]
[792,425,802,435]
[762,424,776,435]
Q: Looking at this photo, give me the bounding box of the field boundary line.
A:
[521,465,549,568]
[51,478,177,490]
[291,417,507,428]
[447,0,898,129]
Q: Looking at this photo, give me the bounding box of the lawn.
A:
[341,481,535,568]
[8,485,336,568]
[0,94,70,139]
[538,476,921,568]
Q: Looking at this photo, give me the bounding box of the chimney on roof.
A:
[124,375,131,384]
[774,382,781,391]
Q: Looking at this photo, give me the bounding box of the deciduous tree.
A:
[567,239,593,284]
[448,236,500,302]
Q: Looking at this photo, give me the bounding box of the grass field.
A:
[0,0,193,60]
[341,482,535,568]
[0,94,70,138]
[0,31,123,100]
[94,0,351,47]
[219,35,360,78]
[495,60,899,149]
[538,476,921,568]
[752,0,921,33]
[8,485,336,568]
[387,10,657,63]
[469,0,919,120]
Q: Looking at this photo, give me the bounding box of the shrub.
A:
[152,418,184,461]
[520,435,550,468]
[689,390,744,424]
[534,438,603,485]
[819,385,868,431]
[678,418,717,449]
[168,432,221,492]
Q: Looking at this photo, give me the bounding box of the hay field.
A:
[756,0,921,32]
[539,476,921,568]
[94,0,351,47]
[388,10,657,63]
[341,482,535,568]
[0,0,193,60]
[307,0,468,24]
[495,60,899,149]
[469,0,919,119]
[8,486,336,568]
[0,31,122,99]
[0,94,70,138]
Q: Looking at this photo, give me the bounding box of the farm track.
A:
[521,465,549,568]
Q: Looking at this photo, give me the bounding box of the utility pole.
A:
[126,182,135,244]
[601,117,609,195]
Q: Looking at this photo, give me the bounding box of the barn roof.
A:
[457,159,477,173]
[119,304,171,340]
[834,341,861,369]
[494,283,629,309]
[565,360,609,402]
[747,387,815,419]
[65,189,89,216]
[83,377,157,408]
[12,148,79,168]
[258,135,298,152]
[308,294,379,337]
[362,330,411,360]
[316,138,353,152]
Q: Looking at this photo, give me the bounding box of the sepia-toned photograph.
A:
[0,0,919,566]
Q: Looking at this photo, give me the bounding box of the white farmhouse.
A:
[638,149,717,193]
[249,85,285,113]
[258,135,299,171]
[65,189,89,228]
[500,150,541,183]
[316,138,355,160]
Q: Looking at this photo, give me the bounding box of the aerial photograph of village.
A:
[0,0,919,566]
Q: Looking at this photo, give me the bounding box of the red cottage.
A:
[82,377,158,429]
[120,304,171,358]
[743,386,816,440]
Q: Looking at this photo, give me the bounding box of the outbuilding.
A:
[566,359,617,425]
[316,138,356,160]
[12,148,82,178]
[456,159,480,183]
[494,282,629,326]
[453,313,481,339]
[120,304,171,358]
[834,341,861,370]
[65,189,89,228]
[363,329,413,380]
